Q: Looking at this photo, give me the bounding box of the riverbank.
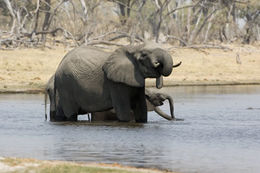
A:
[0,43,260,93]
[0,157,172,173]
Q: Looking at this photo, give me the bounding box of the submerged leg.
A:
[133,88,147,123]
[110,83,132,122]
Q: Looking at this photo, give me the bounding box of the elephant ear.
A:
[102,49,145,87]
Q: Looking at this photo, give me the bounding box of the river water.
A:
[0,85,260,173]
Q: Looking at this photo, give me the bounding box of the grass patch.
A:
[1,158,166,173]
[21,164,138,173]
[2,157,38,167]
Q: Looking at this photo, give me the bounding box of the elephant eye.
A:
[141,53,148,58]
[138,53,148,64]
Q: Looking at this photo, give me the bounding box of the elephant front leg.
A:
[113,98,132,122]
[133,88,147,123]
[114,104,132,122]
[110,85,132,122]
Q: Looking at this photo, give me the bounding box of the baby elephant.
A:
[91,89,176,121]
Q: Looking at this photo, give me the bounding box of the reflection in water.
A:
[0,85,260,173]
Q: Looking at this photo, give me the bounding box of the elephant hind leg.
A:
[50,105,67,122]
[59,94,79,121]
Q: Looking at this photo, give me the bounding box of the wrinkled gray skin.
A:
[45,76,175,121]
[53,44,180,123]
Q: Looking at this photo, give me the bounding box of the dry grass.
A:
[147,43,260,86]
[0,46,67,92]
[0,43,260,93]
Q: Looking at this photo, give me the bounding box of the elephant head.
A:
[103,44,181,89]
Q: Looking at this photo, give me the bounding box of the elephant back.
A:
[54,45,113,114]
[56,46,109,81]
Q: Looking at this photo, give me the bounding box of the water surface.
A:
[0,85,260,173]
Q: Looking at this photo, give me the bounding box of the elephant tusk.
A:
[172,61,182,68]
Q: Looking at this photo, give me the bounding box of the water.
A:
[0,85,260,173]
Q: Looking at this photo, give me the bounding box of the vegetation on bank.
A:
[0,0,259,49]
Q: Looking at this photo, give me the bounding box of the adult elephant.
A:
[53,44,181,123]
[45,76,177,121]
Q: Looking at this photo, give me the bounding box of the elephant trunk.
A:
[154,95,175,121]
[166,95,174,119]
[155,52,173,89]
[156,76,163,89]
[154,107,173,120]
[160,53,173,77]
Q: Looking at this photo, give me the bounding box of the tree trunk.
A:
[187,6,191,39]
[41,0,51,43]
[188,10,202,44]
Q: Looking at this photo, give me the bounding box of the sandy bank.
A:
[0,44,260,93]
[0,157,173,173]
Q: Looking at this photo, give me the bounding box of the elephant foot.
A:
[135,120,147,123]
[135,117,147,123]
[51,116,67,122]
[50,111,68,122]
[118,119,131,123]
[135,114,147,123]
[67,115,78,121]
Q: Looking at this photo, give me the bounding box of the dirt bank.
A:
[0,44,260,93]
[0,157,173,173]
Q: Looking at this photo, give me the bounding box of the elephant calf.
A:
[91,89,175,121]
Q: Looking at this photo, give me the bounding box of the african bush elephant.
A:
[45,76,176,121]
[53,44,181,123]
[91,89,176,121]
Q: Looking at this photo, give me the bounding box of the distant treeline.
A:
[0,0,259,49]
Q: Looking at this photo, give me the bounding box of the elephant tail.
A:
[44,90,48,121]
[54,74,57,116]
